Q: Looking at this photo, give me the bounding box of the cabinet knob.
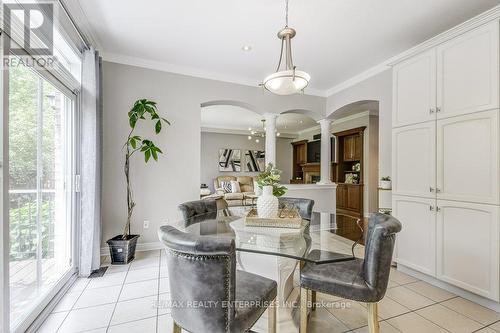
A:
[436,188,441,193]
[429,187,434,192]
[436,206,441,212]
[436,107,441,113]
[429,205,434,211]
[429,108,435,114]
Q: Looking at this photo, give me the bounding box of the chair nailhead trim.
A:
[168,249,233,332]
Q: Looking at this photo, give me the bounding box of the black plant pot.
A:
[106,234,140,264]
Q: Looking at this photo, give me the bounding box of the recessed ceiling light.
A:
[242,45,252,52]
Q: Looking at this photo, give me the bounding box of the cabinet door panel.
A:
[393,195,436,276]
[336,184,347,209]
[343,136,355,161]
[392,123,435,198]
[437,21,499,118]
[353,135,362,161]
[346,185,362,211]
[437,110,499,205]
[393,49,436,127]
[436,200,499,300]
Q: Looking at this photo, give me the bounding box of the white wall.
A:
[326,70,392,179]
[101,61,325,246]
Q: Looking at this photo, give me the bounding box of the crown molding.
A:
[297,110,376,135]
[60,0,103,50]
[101,52,327,97]
[387,5,500,66]
[297,124,320,136]
[325,5,500,97]
[201,126,298,139]
[325,62,391,96]
[331,110,374,125]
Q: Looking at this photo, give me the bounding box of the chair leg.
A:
[300,287,308,333]
[172,321,182,333]
[268,298,276,333]
[367,303,380,333]
[311,290,317,311]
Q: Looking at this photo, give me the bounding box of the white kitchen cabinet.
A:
[393,49,437,127]
[393,195,436,276]
[437,110,499,205]
[392,122,435,198]
[436,21,499,119]
[436,200,499,300]
[391,17,500,303]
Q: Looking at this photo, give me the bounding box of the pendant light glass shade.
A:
[261,0,310,95]
[263,69,310,95]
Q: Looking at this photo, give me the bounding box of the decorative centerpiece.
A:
[255,163,287,218]
[245,207,302,229]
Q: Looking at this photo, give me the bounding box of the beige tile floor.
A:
[37,249,500,333]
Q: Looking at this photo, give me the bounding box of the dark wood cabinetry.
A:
[343,134,362,161]
[336,183,363,218]
[334,126,366,219]
[291,140,308,183]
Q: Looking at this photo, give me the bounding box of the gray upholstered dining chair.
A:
[158,225,277,333]
[178,199,217,220]
[278,197,314,221]
[299,213,402,333]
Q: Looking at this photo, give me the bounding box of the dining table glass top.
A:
[168,209,364,264]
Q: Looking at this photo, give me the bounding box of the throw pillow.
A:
[230,180,241,193]
[220,181,232,193]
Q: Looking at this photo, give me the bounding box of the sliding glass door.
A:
[8,62,75,331]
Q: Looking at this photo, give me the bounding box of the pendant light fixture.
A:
[262,0,310,95]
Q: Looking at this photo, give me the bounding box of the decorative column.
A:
[318,119,332,184]
[264,113,278,166]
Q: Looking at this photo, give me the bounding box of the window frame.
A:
[2,36,81,333]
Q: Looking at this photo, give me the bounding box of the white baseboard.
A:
[397,264,500,312]
[100,241,163,257]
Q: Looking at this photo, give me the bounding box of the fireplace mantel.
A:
[300,163,336,184]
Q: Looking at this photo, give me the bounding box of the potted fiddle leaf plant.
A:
[107,99,170,264]
[256,163,287,218]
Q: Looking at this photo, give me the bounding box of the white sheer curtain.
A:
[79,47,102,276]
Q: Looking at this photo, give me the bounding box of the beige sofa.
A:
[213,176,257,206]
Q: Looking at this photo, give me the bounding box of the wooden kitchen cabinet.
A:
[337,183,363,218]
[291,140,307,182]
[343,134,362,161]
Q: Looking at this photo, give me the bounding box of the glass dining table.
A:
[166,208,365,304]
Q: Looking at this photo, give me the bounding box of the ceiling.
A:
[201,105,317,135]
[74,0,499,94]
